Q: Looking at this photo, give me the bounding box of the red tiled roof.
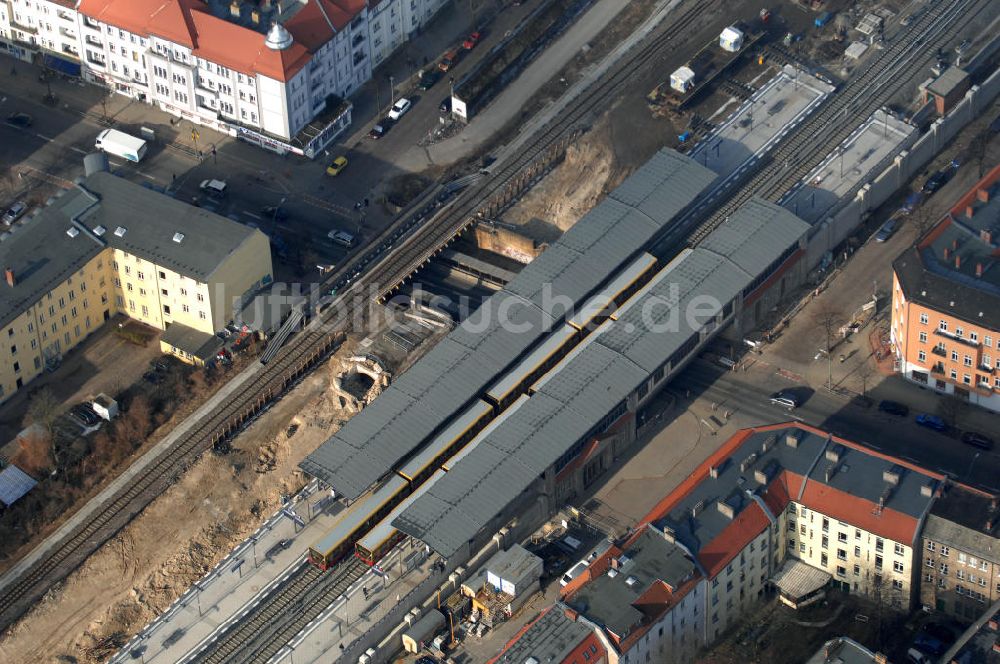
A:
[799,479,921,544]
[698,501,770,578]
[563,633,607,664]
[79,0,314,81]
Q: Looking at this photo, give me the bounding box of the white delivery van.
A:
[95,129,148,163]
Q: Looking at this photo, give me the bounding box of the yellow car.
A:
[326,156,348,176]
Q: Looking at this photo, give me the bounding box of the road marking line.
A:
[139,172,156,181]
[36,133,54,141]
[243,211,262,220]
[70,146,87,154]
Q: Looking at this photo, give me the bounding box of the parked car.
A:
[912,633,947,657]
[6,112,33,128]
[325,156,348,176]
[462,31,481,49]
[260,205,289,221]
[387,98,412,121]
[368,118,391,139]
[2,201,27,225]
[769,390,802,409]
[878,400,909,416]
[439,97,452,114]
[915,413,947,432]
[69,403,102,428]
[906,648,932,664]
[961,431,994,450]
[418,70,441,90]
[199,179,227,198]
[874,217,899,242]
[922,163,958,195]
[438,49,459,72]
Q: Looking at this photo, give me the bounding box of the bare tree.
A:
[936,393,967,429]
[971,128,991,178]
[26,388,60,430]
[813,305,841,388]
[856,360,877,396]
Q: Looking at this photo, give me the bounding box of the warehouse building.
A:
[0,167,272,401]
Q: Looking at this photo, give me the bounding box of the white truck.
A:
[95,128,148,163]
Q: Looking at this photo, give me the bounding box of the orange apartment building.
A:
[891,164,1000,412]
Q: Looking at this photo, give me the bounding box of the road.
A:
[678,360,1000,492]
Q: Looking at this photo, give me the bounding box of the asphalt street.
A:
[678,359,1000,493]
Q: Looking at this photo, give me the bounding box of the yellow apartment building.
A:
[0,170,272,402]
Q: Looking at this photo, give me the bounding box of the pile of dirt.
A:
[503,119,617,231]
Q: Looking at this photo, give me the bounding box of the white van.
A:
[95,128,148,162]
[328,230,355,247]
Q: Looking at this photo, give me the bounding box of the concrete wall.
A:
[805,65,1000,268]
[473,223,543,264]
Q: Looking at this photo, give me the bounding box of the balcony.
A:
[930,363,945,375]
[934,328,979,348]
[85,52,106,68]
[978,364,996,375]
[931,346,947,357]
[84,34,103,48]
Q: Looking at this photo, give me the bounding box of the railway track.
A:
[189,559,366,664]
[683,0,988,245]
[0,0,708,637]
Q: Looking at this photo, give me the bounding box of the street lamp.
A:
[271,197,286,234]
[388,75,395,109]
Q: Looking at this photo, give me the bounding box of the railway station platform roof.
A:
[689,65,834,184]
[300,150,715,501]
[394,198,811,557]
[779,109,915,226]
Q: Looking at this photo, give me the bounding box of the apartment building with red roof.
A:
[486,605,608,664]
[1,0,447,155]
[630,423,940,646]
[558,526,706,664]
[891,163,1000,412]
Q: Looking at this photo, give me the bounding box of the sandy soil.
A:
[503,118,617,231]
[0,361,342,663]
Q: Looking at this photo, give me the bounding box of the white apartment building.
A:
[0,0,81,69]
[1,0,446,157]
[368,0,446,67]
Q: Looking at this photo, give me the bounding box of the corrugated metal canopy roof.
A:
[396,197,810,556]
[0,465,37,507]
[301,151,715,500]
[698,198,810,277]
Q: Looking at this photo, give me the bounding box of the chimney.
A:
[983,229,993,244]
[953,239,959,251]
[977,263,984,278]
[966,205,975,219]
[4,268,13,288]
[943,247,949,261]
[955,254,961,269]
[978,188,990,203]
